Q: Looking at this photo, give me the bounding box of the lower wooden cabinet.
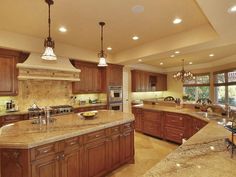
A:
[0,122,134,177]
[0,114,28,126]
[132,107,208,144]
[142,110,163,138]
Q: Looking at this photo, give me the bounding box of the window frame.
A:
[214,68,236,106]
[183,73,210,101]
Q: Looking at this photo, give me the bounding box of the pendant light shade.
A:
[98,22,108,67]
[42,0,57,61]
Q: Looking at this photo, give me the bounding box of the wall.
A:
[0,80,106,112]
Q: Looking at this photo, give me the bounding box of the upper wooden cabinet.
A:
[131,70,167,92]
[71,60,104,94]
[0,48,28,96]
[104,64,123,87]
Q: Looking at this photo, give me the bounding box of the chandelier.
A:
[97,22,108,67]
[173,59,195,82]
[42,0,57,61]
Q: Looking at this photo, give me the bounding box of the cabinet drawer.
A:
[143,110,162,123]
[143,121,162,137]
[110,126,120,135]
[84,129,106,143]
[122,122,133,132]
[31,142,58,160]
[165,113,185,128]
[63,136,82,152]
[164,127,184,144]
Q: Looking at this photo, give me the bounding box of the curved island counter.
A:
[132,104,235,177]
[0,110,135,177]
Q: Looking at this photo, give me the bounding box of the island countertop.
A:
[0,110,134,149]
[136,104,236,177]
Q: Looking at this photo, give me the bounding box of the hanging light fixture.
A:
[173,59,195,82]
[98,22,108,67]
[42,0,57,60]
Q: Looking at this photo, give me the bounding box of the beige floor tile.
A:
[106,132,178,177]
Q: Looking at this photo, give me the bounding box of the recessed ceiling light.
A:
[173,18,182,24]
[132,36,139,40]
[170,55,175,58]
[59,26,67,33]
[132,5,144,14]
[228,5,236,13]
[189,62,193,65]
[138,59,142,62]
[209,53,214,57]
[107,47,112,51]
[175,51,180,54]
[160,62,163,65]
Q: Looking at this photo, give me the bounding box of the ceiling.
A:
[0,0,236,69]
[0,0,209,53]
[144,44,236,68]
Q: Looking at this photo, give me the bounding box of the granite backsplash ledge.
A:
[0,80,107,112]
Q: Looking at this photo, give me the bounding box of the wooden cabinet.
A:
[0,123,135,177]
[132,107,208,144]
[71,60,103,93]
[142,110,163,138]
[131,70,167,92]
[0,49,27,96]
[0,114,28,126]
[192,118,208,135]
[106,64,123,86]
[120,123,134,164]
[84,138,108,177]
[132,107,143,132]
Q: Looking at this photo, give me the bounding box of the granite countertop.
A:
[0,103,108,117]
[0,110,134,149]
[136,104,236,177]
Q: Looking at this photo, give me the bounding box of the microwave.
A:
[109,86,122,102]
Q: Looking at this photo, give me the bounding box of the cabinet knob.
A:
[56,155,60,160]
[179,117,183,121]
[61,154,65,160]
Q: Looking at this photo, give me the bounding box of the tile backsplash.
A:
[0,80,107,111]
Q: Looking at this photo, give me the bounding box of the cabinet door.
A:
[109,134,121,170]
[31,155,60,177]
[142,110,162,137]
[84,139,108,177]
[72,65,86,93]
[156,74,167,91]
[192,118,208,135]
[62,150,81,177]
[120,130,134,164]
[0,55,18,96]
[164,126,184,144]
[107,65,123,86]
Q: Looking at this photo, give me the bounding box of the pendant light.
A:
[98,22,108,67]
[173,59,195,82]
[42,0,57,60]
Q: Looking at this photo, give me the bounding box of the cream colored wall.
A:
[0,80,106,112]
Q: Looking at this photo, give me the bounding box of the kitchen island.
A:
[132,104,236,177]
[0,110,135,177]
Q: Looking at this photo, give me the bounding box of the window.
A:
[183,73,210,101]
[214,69,236,106]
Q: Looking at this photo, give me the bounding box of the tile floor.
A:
[107,132,178,177]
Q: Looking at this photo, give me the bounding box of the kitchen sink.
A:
[194,112,223,120]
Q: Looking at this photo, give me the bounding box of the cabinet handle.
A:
[43,150,49,153]
[61,154,65,160]
[179,117,183,121]
[56,155,60,160]
[95,135,99,138]
[69,142,76,145]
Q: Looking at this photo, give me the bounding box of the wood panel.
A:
[131,70,167,92]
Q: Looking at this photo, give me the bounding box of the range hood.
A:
[17,53,80,81]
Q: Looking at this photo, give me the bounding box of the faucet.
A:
[225,104,232,118]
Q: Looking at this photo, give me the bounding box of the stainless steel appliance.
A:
[109,102,123,111]
[28,105,73,119]
[108,86,123,111]
[108,86,123,102]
